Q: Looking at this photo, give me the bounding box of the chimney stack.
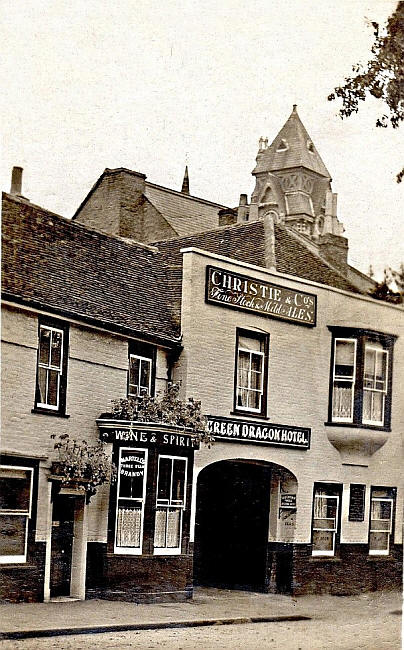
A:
[10,166,23,195]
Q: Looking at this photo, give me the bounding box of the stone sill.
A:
[31,408,70,419]
[0,564,37,570]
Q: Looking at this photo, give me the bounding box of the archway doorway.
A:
[194,460,271,592]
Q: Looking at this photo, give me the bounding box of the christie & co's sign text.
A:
[207,416,311,450]
[206,266,317,326]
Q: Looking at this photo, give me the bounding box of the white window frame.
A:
[362,346,388,426]
[154,455,187,556]
[369,496,393,556]
[114,447,148,556]
[312,492,340,557]
[236,341,265,414]
[36,325,64,411]
[331,338,357,423]
[0,465,33,564]
[128,354,152,398]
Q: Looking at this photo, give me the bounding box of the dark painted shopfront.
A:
[86,421,198,602]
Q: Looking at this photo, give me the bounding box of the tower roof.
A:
[253,105,331,178]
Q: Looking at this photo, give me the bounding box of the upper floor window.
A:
[128,341,156,398]
[35,319,69,414]
[369,487,396,556]
[234,329,269,417]
[328,328,396,430]
[154,455,187,554]
[0,465,33,564]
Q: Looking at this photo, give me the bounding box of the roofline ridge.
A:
[278,224,358,289]
[153,218,263,246]
[145,181,229,209]
[3,191,160,254]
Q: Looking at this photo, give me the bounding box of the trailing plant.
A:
[50,433,117,501]
[108,382,214,446]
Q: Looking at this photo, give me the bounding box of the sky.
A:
[1,0,403,277]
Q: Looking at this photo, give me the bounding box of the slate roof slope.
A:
[155,220,361,295]
[1,193,181,343]
[144,183,227,237]
[254,106,331,178]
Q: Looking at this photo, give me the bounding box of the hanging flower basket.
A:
[49,434,116,503]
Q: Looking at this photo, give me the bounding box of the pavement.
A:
[0,587,402,641]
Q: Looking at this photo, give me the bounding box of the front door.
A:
[50,494,75,597]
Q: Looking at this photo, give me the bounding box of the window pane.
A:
[116,505,142,548]
[129,356,140,395]
[140,360,151,393]
[250,369,262,391]
[154,508,167,547]
[363,391,383,423]
[237,388,248,408]
[332,384,353,419]
[0,470,31,512]
[47,370,59,407]
[371,499,392,521]
[50,331,63,369]
[39,327,51,365]
[312,529,334,552]
[172,459,186,504]
[118,451,146,499]
[369,531,389,552]
[238,351,249,386]
[166,509,181,548]
[335,340,355,378]
[0,515,26,557]
[364,348,376,386]
[157,457,171,502]
[251,352,263,376]
[37,367,47,405]
[248,389,261,411]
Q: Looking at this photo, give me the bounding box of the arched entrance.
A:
[193,459,297,593]
[194,459,272,592]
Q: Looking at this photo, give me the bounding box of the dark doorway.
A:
[50,494,75,597]
[194,460,271,591]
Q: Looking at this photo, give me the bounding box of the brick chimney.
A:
[10,166,23,196]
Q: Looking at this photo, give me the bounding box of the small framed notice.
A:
[348,484,366,522]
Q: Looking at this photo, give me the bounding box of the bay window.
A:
[115,448,147,554]
[234,329,269,416]
[0,466,33,563]
[154,456,187,554]
[312,484,341,556]
[328,328,395,430]
[369,487,395,556]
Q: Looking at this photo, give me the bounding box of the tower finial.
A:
[293,104,297,112]
[181,165,190,195]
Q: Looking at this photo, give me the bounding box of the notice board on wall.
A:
[348,484,366,522]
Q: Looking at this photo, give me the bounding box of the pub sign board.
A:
[207,415,311,450]
[348,484,366,522]
[97,421,199,450]
[206,265,317,327]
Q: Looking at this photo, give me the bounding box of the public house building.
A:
[1,107,403,602]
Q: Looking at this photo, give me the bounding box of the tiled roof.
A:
[254,107,331,178]
[156,220,361,294]
[144,183,226,237]
[1,194,181,343]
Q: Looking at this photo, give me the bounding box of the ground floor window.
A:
[154,456,187,554]
[369,487,395,556]
[0,466,33,563]
[312,484,341,556]
[114,448,147,555]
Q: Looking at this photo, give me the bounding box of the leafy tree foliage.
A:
[328,1,404,182]
[367,264,403,303]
